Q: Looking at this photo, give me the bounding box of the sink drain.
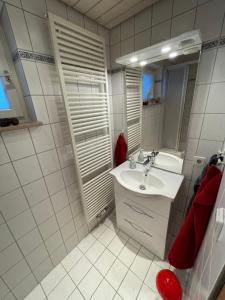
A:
[139,184,146,190]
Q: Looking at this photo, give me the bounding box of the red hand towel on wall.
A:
[115,134,127,166]
[168,165,222,269]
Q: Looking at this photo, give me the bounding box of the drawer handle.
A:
[124,219,152,238]
[124,202,153,219]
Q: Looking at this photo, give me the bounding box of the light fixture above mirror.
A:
[116,30,202,67]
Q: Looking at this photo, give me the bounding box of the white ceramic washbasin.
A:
[134,151,183,174]
[110,161,184,200]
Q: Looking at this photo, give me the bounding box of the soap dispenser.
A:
[138,149,144,162]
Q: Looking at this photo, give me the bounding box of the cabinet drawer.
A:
[116,199,168,238]
[114,181,171,218]
[117,215,166,259]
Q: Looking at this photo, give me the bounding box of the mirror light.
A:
[130,56,138,63]
[161,46,171,53]
[140,61,147,66]
[169,51,178,58]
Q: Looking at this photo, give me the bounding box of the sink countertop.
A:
[110,161,184,200]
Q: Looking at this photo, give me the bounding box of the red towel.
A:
[115,134,127,166]
[168,165,222,269]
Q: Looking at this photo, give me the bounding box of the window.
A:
[0,25,27,119]
[0,77,12,110]
[142,72,154,103]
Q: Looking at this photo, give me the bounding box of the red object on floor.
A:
[114,133,127,166]
[168,165,222,269]
[156,269,182,300]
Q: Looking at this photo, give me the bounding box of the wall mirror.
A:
[116,31,202,174]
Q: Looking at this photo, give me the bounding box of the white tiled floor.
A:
[25,212,187,300]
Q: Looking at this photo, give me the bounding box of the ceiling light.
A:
[130,56,138,63]
[161,46,171,53]
[140,61,147,66]
[169,51,178,58]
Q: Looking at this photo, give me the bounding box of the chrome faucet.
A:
[143,155,153,176]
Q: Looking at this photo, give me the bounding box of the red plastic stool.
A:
[156,269,182,300]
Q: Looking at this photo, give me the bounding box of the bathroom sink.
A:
[110,161,184,200]
[120,170,165,190]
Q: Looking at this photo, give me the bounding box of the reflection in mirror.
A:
[115,31,201,174]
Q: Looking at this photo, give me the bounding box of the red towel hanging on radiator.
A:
[115,134,127,166]
[168,165,222,269]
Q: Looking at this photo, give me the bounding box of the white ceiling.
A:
[60,0,159,29]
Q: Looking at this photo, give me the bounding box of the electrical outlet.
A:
[194,156,206,166]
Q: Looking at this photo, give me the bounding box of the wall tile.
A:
[84,16,98,34]
[21,0,47,17]
[200,113,225,140]
[196,49,217,84]
[67,7,84,28]
[21,60,43,95]
[57,144,74,168]
[26,243,48,269]
[56,205,72,228]
[134,29,151,51]
[51,189,69,213]
[212,47,225,82]
[32,198,54,225]
[196,139,223,159]
[152,0,173,26]
[2,129,35,161]
[23,178,49,207]
[110,25,120,45]
[33,257,53,281]
[0,136,10,165]
[135,8,151,34]
[121,17,134,40]
[0,223,14,251]
[30,125,55,153]
[39,215,59,240]
[6,4,32,51]
[45,170,65,196]
[38,149,60,176]
[45,230,63,254]
[151,20,171,45]
[0,188,28,220]
[173,0,197,16]
[188,113,204,139]
[12,272,37,299]
[13,155,42,185]
[2,259,31,289]
[50,243,67,266]
[195,0,225,41]
[46,0,67,19]
[171,9,195,38]
[185,138,198,160]
[206,82,225,113]
[17,227,43,256]
[0,243,23,276]
[121,37,134,56]
[8,209,36,239]
[51,122,70,147]
[98,25,109,46]
[191,84,210,113]
[25,12,53,55]
[27,95,50,124]
[0,163,20,197]
[0,278,9,298]
[110,43,121,70]
[62,165,77,187]
[5,0,21,8]
[36,63,61,96]
[45,95,65,123]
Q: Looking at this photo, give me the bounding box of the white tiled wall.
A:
[0,0,110,299]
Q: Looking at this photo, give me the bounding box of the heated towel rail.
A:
[125,67,142,154]
[49,13,113,224]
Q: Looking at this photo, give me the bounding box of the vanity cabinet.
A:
[114,181,172,259]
